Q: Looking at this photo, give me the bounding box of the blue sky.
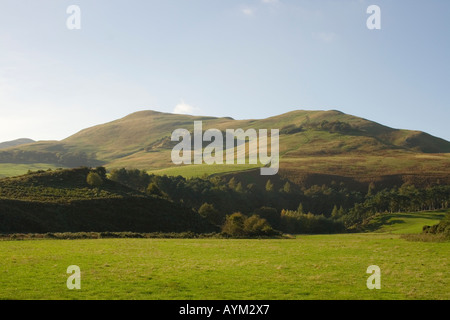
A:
[0,0,449,142]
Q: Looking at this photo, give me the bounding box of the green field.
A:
[364,210,447,234]
[149,163,261,178]
[0,211,448,300]
[0,163,66,178]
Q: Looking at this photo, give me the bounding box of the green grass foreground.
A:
[0,233,448,300]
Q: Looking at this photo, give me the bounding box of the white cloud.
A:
[261,0,279,4]
[173,101,200,115]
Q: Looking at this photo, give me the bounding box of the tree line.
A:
[108,168,450,235]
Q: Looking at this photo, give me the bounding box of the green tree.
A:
[86,171,103,187]
[222,212,247,237]
[147,183,163,197]
[198,203,222,226]
[243,215,275,236]
[297,202,304,214]
[283,182,291,193]
[228,177,237,189]
[265,179,274,192]
[94,166,107,179]
[331,205,339,218]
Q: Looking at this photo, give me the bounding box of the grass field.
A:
[0,211,448,300]
[149,164,261,178]
[364,210,447,234]
[0,163,66,178]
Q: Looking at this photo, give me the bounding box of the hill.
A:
[0,110,449,188]
[0,168,216,234]
[0,138,35,150]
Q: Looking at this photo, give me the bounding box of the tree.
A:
[367,182,376,197]
[283,182,291,194]
[86,171,103,187]
[254,206,279,229]
[94,166,107,179]
[297,202,304,214]
[243,215,276,236]
[198,203,222,226]
[147,183,163,197]
[222,212,277,237]
[331,205,339,218]
[228,177,237,189]
[265,179,274,192]
[222,212,247,237]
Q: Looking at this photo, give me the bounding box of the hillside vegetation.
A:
[0,168,215,234]
[0,110,449,187]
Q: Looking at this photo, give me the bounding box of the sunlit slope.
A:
[363,210,448,234]
[1,110,449,180]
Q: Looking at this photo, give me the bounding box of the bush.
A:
[221,212,278,237]
[147,183,163,196]
[198,203,222,226]
[222,212,247,237]
[86,172,103,187]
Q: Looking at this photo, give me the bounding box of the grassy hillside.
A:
[0,110,449,186]
[0,168,215,234]
[0,138,35,150]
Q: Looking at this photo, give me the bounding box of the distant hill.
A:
[0,168,216,233]
[0,110,449,186]
[0,138,34,150]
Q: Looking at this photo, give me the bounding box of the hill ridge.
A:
[0,109,449,181]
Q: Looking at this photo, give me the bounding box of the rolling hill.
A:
[0,138,35,150]
[0,110,449,187]
[0,167,216,234]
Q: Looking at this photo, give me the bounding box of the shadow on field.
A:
[365,213,443,232]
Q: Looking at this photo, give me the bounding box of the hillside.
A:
[0,168,216,234]
[0,110,449,187]
[0,138,35,150]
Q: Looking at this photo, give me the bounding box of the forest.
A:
[108,168,450,235]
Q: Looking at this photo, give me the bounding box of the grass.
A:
[0,209,447,300]
[0,235,447,300]
[149,164,261,178]
[0,163,66,178]
[364,210,448,234]
[0,235,448,299]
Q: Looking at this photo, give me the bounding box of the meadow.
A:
[0,211,448,300]
[0,163,65,178]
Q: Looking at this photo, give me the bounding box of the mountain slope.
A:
[0,110,449,183]
[0,138,35,150]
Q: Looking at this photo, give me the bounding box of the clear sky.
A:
[0,0,449,142]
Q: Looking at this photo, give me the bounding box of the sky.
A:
[0,0,449,142]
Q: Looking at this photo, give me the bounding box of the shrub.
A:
[221,212,278,237]
[147,183,163,196]
[221,212,247,237]
[198,203,222,226]
[86,171,103,187]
